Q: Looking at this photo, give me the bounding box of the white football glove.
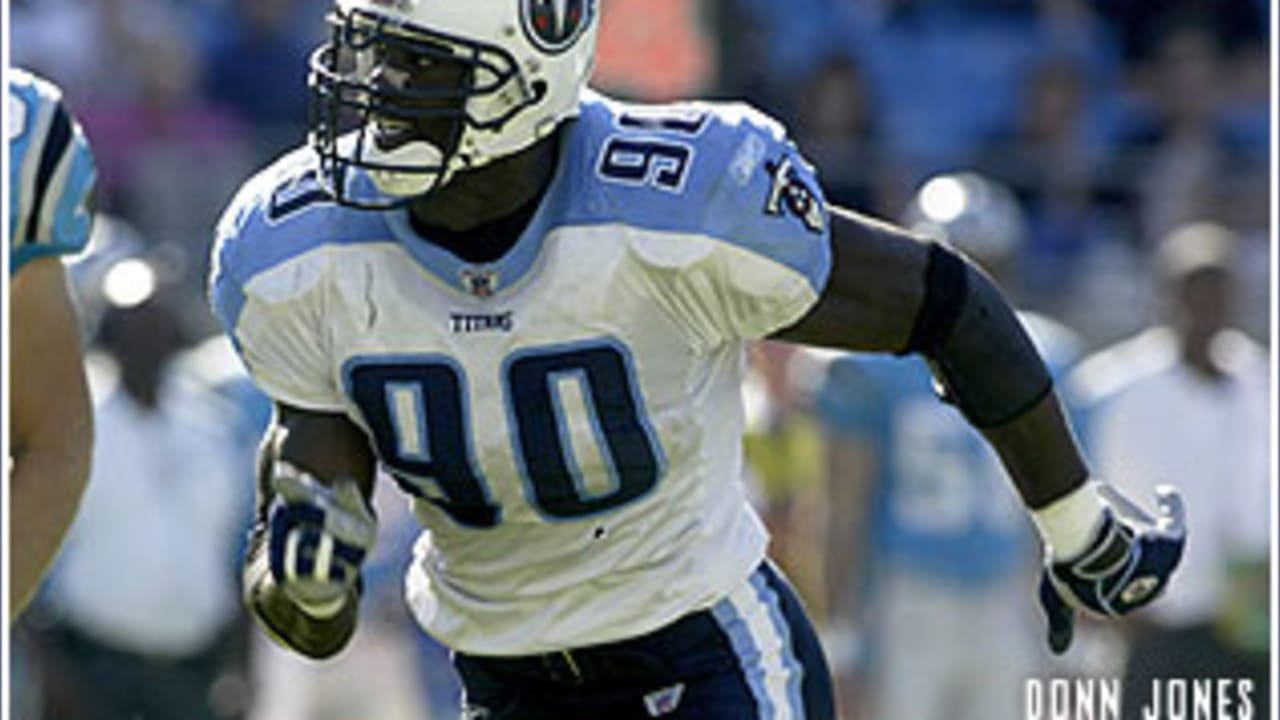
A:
[267,461,377,618]
[1037,483,1186,653]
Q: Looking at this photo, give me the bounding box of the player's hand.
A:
[267,461,377,618]
[1038,484,1186,654]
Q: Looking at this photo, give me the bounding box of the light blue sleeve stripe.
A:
[8,71,96,274]
[10,244,70,275]
[8,87,33,247]
[209,249,249,340]
[47,139,97,251]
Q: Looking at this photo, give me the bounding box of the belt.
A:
[457,607,720,687]
[474,647,667,686]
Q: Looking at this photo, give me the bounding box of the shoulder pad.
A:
[213,147,391,283]
[210,146,386,329]
[574,93,793,208]
[567,93,830,290]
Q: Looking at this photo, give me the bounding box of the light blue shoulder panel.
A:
[551,92,832,294]
[208,145,390,335]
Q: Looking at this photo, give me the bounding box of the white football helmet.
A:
[309,0,599,207]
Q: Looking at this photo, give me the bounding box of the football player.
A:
[8,68,97,614]
[817,174,1083,720]
[209,2,1186,717]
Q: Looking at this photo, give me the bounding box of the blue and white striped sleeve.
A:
[8,69,96,275]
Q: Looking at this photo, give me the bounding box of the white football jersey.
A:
[211,91,832,655]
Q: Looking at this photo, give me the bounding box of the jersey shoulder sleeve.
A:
[209,146,382,411]
[9,69,97,275]
[570,93,833,344]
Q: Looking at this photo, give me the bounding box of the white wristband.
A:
[1031,480,1107,560]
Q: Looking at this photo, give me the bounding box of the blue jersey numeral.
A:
[345,341,663,528]
[267,169,331,222]
[506,342,663,520]
[598,138,693,193]
[596,109,709,193]
[347,357,501,528]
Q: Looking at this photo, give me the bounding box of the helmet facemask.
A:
[309,7,546,209]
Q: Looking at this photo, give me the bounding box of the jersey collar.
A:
[380,129,578,299]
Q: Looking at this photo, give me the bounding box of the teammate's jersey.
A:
[8,68,96,275]
[817,312,1080,583]
[211,91,832,654]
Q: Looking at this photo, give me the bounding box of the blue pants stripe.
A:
[749,568,807,717]
[760,562,836,720]
[711,562,822,719]
[711,591,779,718]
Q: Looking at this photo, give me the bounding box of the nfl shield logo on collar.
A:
[461,268,500,297]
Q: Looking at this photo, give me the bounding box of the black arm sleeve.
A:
[900,243,1053,428]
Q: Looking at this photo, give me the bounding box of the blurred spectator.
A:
[15,1,256,318]
[199,0,326,157]
[84,32,254,315]
[9,0,102,101]
[853,15,1042,174]
[723,0,861,91]
[975,56,1118,305]
[1031,0,1120,68]
[791,55,904,217]
[26,273,253,720]
[1069,223,1271,720]
[1106,24,1263,248]
[10,0,190,106]
[1091,0,1266,63]
[816,174,1080,720]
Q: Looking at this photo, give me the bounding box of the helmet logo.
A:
[521,0,594,54]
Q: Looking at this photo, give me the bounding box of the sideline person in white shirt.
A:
[36,280,252,720]
[1069,222,1270,720]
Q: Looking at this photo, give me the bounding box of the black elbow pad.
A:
[901,243,1052,428]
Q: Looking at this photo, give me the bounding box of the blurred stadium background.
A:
[8,0,1272,719]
